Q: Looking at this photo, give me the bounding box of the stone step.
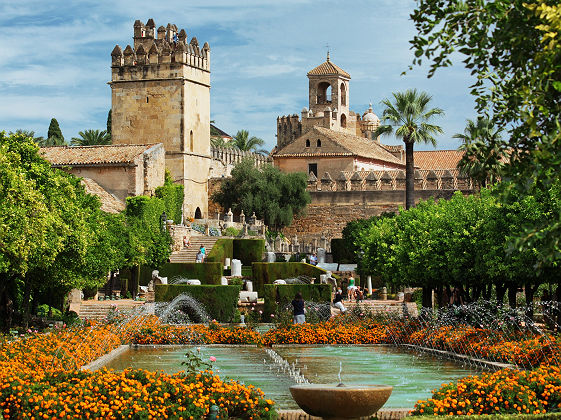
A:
[77,300,145,320]
[169,236,221,263]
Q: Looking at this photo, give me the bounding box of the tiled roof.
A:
[274,126,405,166]
[80,178,125,214]
[413,150,464,170]
[307,60,351,79]
[40,144,159,166]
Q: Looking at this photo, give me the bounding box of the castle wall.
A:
[275,156,354,175]
[111,80,183,151]
[66,166,136,203]
[142,144,166,195]
[282,189,466,242]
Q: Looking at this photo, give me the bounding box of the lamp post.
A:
[161,211,167,232]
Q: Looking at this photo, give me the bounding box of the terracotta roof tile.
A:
[413,150,464,170]
[274,126,405,166]
[307,60,351,79]
[80,178,125,214]
[40,144,160,166]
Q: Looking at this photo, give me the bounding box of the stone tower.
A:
[277,54,359,149]
[306,52,351,131]
[110,19,211,219]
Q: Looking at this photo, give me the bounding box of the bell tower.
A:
[306,52,351,131]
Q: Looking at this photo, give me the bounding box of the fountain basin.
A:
[289,384,393,419]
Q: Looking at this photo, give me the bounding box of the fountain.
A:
[290,361,392,419]
[156,293,210,324]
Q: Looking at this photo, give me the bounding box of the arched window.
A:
[316,139,321,147]
[316,82,332,104]
[194,207,202,219]
[305,139,310,147]
[340,83,346,106]
[190,130,194,152]
[341,114,347,128]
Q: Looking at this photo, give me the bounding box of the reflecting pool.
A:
[104,345,481,409]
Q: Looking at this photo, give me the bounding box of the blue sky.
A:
[0,0,478,151]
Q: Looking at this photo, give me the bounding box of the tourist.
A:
[333,288,346,313]
[309,252,318,266]
[183,236,191,248]
[292,292,306,324]
[347,276,356,301]
[200,245,206,262]
[195,250,204,263]
[355,286,364,302]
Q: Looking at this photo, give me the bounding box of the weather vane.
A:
[325,43,330,61]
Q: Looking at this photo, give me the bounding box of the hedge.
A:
[205,239,234,264]
[204,239,264,266]
[154,284,241,322]
[263,284,332,317]
[158,262,223,285]
[233,239,265,265]
[251,262,332,295]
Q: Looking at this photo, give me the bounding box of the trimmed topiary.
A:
[158,262,223,285]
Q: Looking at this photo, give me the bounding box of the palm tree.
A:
[232,130,267,154]
[374,89,444,209]
[71,129,111,146]
[453,118,505,188]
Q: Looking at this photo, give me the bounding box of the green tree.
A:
[454,118,506,187]
[71,129,111,146]
[373,89,444,209]
[47,118,64,143]
[232,130,267,154]
[106,110,112,137]
[212,159,310,230]
[409,0,561,286]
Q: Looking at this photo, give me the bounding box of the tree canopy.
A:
[212,159,310,230]
[409,0,561,267]
[231,130,267,154]
[0,131,173,330]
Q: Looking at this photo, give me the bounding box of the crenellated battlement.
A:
[110,19,210,84]
[307,169,474,192]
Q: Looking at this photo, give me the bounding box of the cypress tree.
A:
[106,110,112,136]
[47,118,64,142]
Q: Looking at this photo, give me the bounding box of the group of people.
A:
[292,279,368,323]
[183,236,206,263]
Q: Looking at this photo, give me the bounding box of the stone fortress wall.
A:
[207,165,475,250]
[282,168,474,245]
[210,147,271,178]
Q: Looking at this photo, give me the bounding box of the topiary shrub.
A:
[158,262,223,285]
[251,262,334,295]
[223,227,240,237]
[205,239,233,265]
[263,284,331,318]
[233,239,265,265]
[154,284,241,322]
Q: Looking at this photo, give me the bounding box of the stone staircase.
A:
[169,236,221,263]
[77,300,145,320]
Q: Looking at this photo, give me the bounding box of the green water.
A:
[104,345,481,409]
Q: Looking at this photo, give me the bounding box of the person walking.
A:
[292,292,306,324]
